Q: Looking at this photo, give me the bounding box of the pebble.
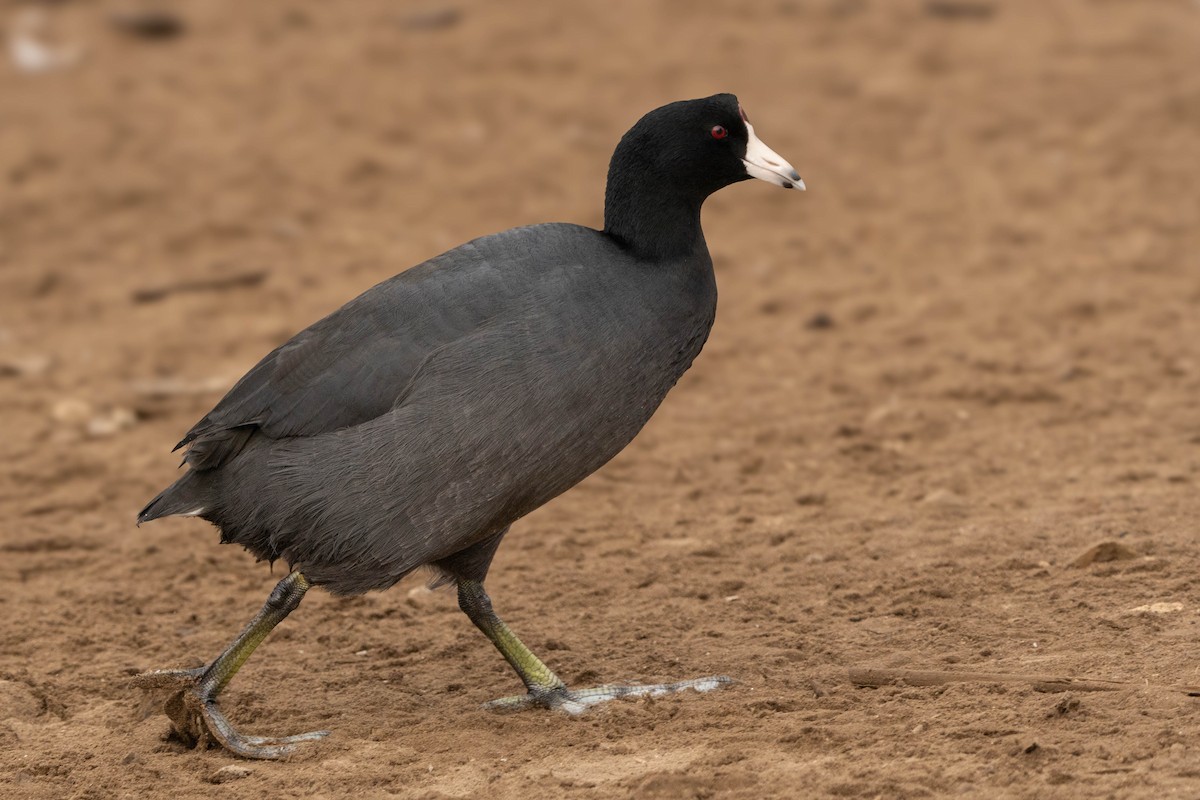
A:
[86,407,138,438]
[1129,602,1183,615]
[51,398,92,425]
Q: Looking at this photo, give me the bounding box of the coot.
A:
[135,93,804,759]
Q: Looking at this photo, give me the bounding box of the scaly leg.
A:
[457,579,731,714]
[133,570,329,760]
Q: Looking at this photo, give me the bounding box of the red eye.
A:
[711,125,728,140]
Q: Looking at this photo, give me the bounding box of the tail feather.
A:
[137,470,210,525]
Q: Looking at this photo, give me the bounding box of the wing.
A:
[179,317,427,469]
[176,230,553,470]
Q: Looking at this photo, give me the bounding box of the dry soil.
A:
[1,1,1199,798]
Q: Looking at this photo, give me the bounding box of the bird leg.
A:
[456,579,731,714]
[132,570,329,760]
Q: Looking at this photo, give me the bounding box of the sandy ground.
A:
[2,0,1199,797]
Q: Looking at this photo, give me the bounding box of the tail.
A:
[137,470,210,525]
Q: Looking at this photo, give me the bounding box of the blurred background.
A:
[1,1,1198,797]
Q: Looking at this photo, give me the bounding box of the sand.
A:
[1,0,1198,797]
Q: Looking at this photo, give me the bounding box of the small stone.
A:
[1071,541,1137,568]
[9,9,83,74]
[1129,602,1183,615]
[1053,697,1080,716]
[51,398,92,425]
[86,407,138,437]
[210,765,252,784]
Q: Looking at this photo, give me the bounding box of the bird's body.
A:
[143,223,716,594]
[133,94,804,759]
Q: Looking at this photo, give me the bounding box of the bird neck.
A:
[602,153,708,262]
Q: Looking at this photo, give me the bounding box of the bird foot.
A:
[482,674,733,714]
[132,667,330,760]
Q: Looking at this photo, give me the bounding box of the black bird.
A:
[134,93,804,759]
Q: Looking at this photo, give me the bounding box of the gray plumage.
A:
[138,93,802,597]
[141,224,713,594]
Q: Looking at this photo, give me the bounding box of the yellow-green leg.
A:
[133,570,329,760]
[457,579,731,714]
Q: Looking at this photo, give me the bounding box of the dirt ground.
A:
[1,0,1198,797]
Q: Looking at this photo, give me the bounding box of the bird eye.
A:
[711,125,728,140]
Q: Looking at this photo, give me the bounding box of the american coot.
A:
[134,93,804,759]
